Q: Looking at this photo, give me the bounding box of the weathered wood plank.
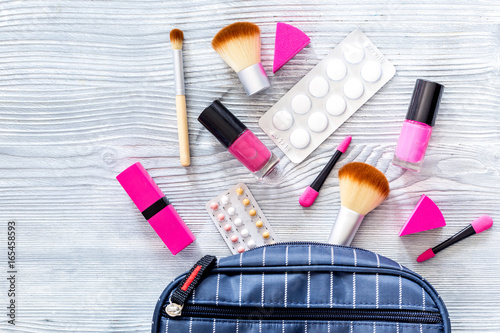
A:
[0,0,499,332]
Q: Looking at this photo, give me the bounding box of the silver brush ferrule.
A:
[327,206,365,246]
[237,63,270,96]
[173,49,185,95]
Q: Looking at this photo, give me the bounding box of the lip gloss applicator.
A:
[299,136,352,207]
[417,215,493,263]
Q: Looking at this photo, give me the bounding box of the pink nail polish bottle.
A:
[392,79,444,172]
[198,100,279,180]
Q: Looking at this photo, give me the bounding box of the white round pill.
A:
[227,207,235,216]
[234,218,243,227]
[343,45,364,64]
[308,112,328,133]
[326,59,347,81]
[241,229,249,238]
[291,94,311,114]
[343,78,364,100]
[308,77,329,98]
[272,110,294,131]
[289,128,310,149]
[326,95,347,116]
[361,61,382,83]
[247,240,256,249]
[220,195,229,205]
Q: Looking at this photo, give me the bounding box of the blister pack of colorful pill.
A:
[259,29,396,163]
[206,183,278,254]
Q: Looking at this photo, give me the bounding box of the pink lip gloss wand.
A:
[417,215,493,262]
[299,136,352,207]
[392,79,444,172]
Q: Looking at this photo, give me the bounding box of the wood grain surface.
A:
[0,0,499,332]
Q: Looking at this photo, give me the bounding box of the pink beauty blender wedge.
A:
[299,136,351,207]
[417,215,493,262]
[273,22,310,73]
[399,194,446,236]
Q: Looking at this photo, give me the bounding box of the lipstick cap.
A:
[198,100,247,148]
[116,162,195,255]
[405,79,444,126]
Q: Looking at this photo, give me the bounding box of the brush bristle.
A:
[212,22,261,72]
[338,162,390,216]
[170,29,184,50]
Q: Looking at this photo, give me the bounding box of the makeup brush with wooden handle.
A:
[170,29,190,166]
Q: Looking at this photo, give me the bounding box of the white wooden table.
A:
[0,1,499,332]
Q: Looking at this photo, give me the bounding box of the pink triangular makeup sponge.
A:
[399,194,446,236]
[273,22,310,73]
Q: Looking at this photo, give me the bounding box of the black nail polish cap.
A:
[198,100,247,148]
[405,79,444,127]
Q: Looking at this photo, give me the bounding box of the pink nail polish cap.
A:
[116,162,195,255]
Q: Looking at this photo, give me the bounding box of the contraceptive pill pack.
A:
[206,183,278,254]
[259,29,396,163]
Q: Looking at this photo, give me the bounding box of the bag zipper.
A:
[166,255,218,317]
[167,304,442,324]
[165,243,366,317]
[260,241,373,253]
[165,244,443,325]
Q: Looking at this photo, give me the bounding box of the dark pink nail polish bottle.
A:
[198,100,279,180]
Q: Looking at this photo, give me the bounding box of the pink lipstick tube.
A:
[393,79,444,172]
[198,100,279,180]
[116,162,195,255]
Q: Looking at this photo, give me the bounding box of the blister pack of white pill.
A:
[259,29,396,163]
[206,183,278,254]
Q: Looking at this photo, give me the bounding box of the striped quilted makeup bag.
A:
[152,243,451,332]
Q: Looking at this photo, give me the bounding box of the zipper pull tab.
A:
[165,255,217,317]
[165,301,183,317]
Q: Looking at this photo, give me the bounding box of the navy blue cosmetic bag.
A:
[152,243,450,332]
